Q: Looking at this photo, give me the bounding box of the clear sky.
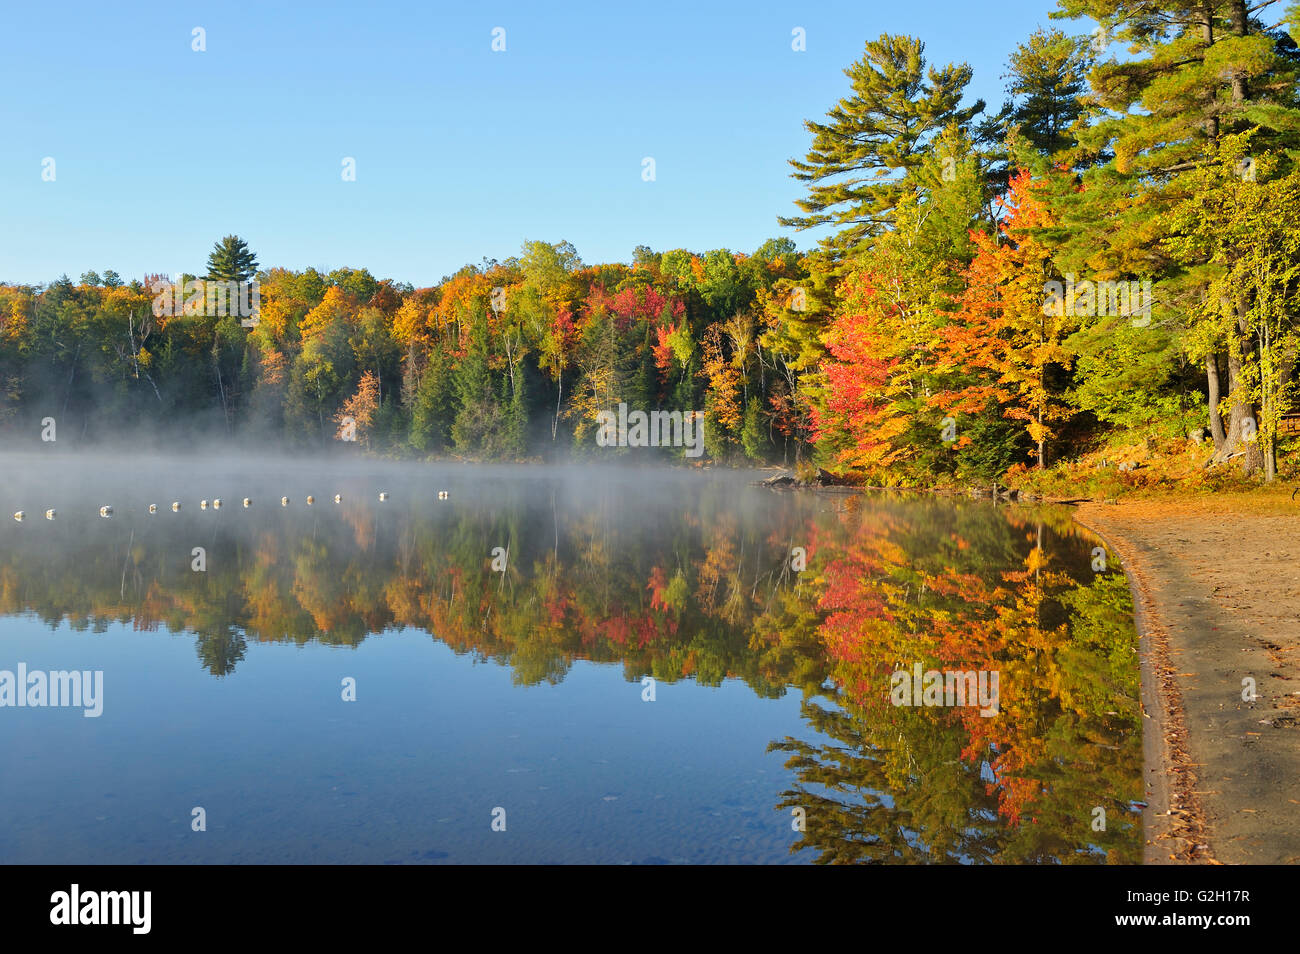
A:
[0,0,1069,287]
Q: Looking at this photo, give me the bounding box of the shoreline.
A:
[1071,506,1211,864]
[1074,496,1300,865]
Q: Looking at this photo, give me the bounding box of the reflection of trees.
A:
[768,503,1142,864]
[0,485,825,696]
[0,485,1140,863]
[769,699,1004,864]
[197,630,247,677]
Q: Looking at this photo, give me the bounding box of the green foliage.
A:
[1005,27,1092,160]
[952,401,1035,480]
[741,395,766,461]
[206,235,259,284]
[780,33,985,258]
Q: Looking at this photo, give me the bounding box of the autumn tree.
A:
[335,370,381,446]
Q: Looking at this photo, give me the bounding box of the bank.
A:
[1073,494,1300,865]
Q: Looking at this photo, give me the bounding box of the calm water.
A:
[0,455,1142,864]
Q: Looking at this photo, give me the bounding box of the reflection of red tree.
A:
[647,566,669,611]
[810,507,1084,826]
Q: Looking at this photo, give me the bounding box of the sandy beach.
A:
[1075,495,1300,864]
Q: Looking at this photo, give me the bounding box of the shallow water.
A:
[0,455,1142,863]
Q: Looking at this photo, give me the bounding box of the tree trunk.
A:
[1230,0,1249,103]
[1221,322,1264,474]
[1207,353,1227,448]
[1037,406,1044,470]
[552,370,562,441]
[1201,3,1219,140]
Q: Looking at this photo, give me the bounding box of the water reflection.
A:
[0,466,1140,863]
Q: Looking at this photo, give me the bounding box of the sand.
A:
[1074,495,1300,864]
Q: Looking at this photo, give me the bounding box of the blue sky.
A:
[0,0,1071,286]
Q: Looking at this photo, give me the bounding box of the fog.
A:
[0,449,764,521]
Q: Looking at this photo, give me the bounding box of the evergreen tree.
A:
[1053,0,1300,474]
[780,34,985,259]
[206,235,260,284]
[1005,27,1092,160]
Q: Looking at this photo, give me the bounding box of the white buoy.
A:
[99,506,113,518]
[378,492,389,502]
[306,495,315,506]
[171,502,181,512]
[243,497,251,508]
[148,504,157,514]
[200,500,208,510]
[280,496,289,507]
[333,494,342,504]
[212,498,222,510]
[45,509,56,520]
[13,511,24,522]
[438,491,449,500]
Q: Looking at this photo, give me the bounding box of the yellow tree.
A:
[335,370,380,446]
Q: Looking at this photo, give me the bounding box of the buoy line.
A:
[10,491,452,523]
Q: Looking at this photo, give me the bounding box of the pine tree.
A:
[1004,27,1092,160]
[206,235,260,284]
[780,34,985,259]
[1052,0,1300,474]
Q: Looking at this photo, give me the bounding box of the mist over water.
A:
[0,453,1142,863]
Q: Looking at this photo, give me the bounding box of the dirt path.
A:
[1074,496,1300,865]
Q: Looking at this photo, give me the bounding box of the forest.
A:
[4,0,1300,491]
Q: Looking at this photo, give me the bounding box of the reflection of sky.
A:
[0,619,814,863]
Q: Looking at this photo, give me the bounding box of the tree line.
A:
[0,234,812,464]
[3,0,1299,484]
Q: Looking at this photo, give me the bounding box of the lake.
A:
[0,455,1142,864]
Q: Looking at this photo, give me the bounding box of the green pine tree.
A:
[206,235,260,284]
[1005,27,1092,161]
[779,34,985,259]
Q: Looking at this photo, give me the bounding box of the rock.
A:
[803,468,840,487]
